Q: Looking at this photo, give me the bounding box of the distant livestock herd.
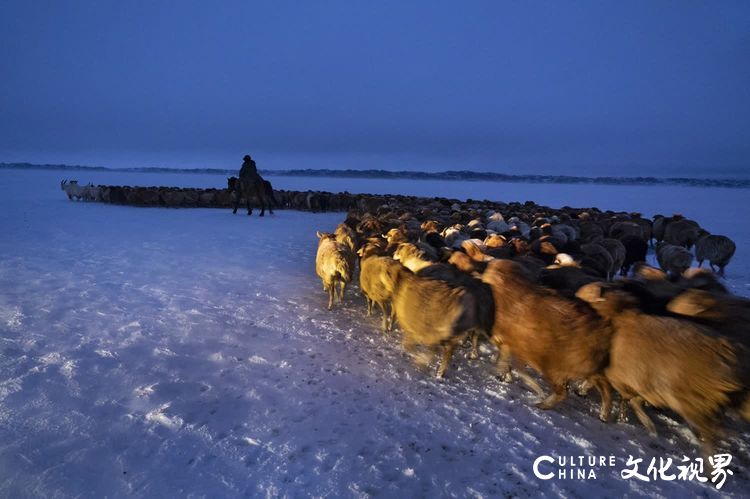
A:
[61,177,356,212]
[315,198,746,459]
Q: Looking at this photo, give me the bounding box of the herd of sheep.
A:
[315,197,746,460]
[61,179,360,211]
[61,178,747,459]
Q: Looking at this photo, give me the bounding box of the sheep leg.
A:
[589,375,613,423]
[629,396,657,436]
[389,306,397,333]
[435,342,457,379]
[403,340,432,370]
[576,379,591,396]
[468,331,480,360]
[495,343,512,382]
[376,302,388,333]
[536,382,567,410]
[365,296,372,316]
[383,302,392,332]
[327,285,335,310]
[515,369,545,399]
[337,281,346,302]
[617,398,628,422]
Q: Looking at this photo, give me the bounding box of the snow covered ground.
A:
[0,168,748,497]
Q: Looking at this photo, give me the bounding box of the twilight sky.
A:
[1,1,749,176]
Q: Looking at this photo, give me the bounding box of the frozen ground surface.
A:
[0,169,749,497]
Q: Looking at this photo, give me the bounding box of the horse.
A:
[228,176,278,215]
[229,154,277,216]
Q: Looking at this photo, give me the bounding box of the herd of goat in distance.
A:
[61,176,747,459]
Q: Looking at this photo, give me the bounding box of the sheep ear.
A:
[316,231,323,238]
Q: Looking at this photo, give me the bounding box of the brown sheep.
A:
[448,251,486,274]
[576,283,748,456]
[392,267,482,378]
[393,242,436,272]
[334,223,359,253]
[481,259,613,421]
[484,233,507,248]
[358,247,402,332]
[315,232,355,310]
[667,289,750,348]
[415,263,495,360]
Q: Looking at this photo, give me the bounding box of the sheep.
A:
[484,233,507,248]
[579,221,605,244]
[393,242,437,272]
[576,282,749,457]
[423,231,447,251]
[358,245,402,332]
[580,243,615,280]
[667,289,750,348]
[630,213,652,240]
[695,232,736,275]
[392,267,483,378]
[679,267,729,294]
[608,221,643,241]
[619,234,648,276]
[652,215,667,244]
[461,239,494,263]
[539,264,601,298]
[82,183,101,201]
[315,232,355,310]
[530,236,562,265]
[415,263,495,360]
[550,223,577,244]
[334,223,359,253]
[656,242,693,277]
[442,225,469,248]
[481,259,613,421]
[486,219,510,234]
[421,220,443,234]
[507,217,531,238]
[599,238,626,280]
[663,218,701,249]
[447,251,487,274]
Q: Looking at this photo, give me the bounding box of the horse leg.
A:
[246,194,252,216]
[267,189,274,215]
[258,189,266,217]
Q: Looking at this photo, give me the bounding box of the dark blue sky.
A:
[1,1,749,176]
